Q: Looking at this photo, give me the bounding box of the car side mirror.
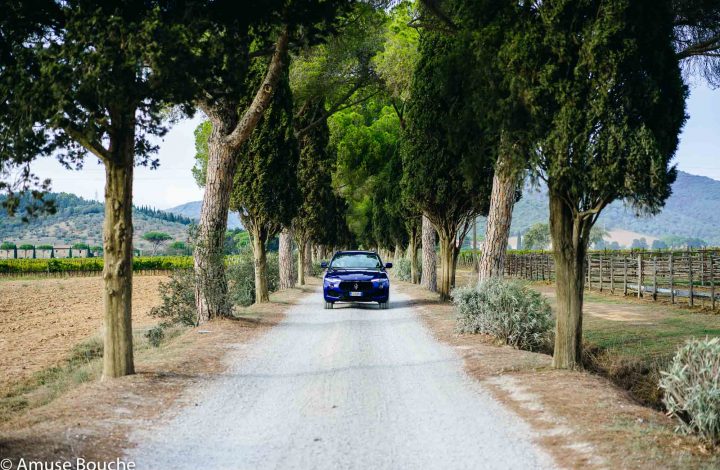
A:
[385,262,393,268]
[320,261,328,269]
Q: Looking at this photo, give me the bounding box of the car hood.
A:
[325,270,387,281]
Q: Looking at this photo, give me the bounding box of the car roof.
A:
[333,250,379,256]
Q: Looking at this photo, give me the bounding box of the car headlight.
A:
[373,278,389,286]
[325,278,340,287]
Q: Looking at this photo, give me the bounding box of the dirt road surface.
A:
[127,287,554,469]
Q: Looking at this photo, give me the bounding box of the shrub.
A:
[453,278,553,351]
[227,250,280,307]
[394,257,412,281]
[145,325,166,348]
[150,270,197,326]
[659,337,720,445]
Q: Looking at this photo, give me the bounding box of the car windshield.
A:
[330,253,382,270]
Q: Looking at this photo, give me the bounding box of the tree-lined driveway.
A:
[128,287,554,469]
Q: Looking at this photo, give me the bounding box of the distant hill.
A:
[166,201,243,229]
[485,171,720,246]
[0,193,195,252]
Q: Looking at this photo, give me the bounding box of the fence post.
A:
[711,254,715,311]
[652,256,657,301]
[599,255,603,292]
[689,251,694,307]
[610,256,614,293]
[700,250,705,287]
[637,253,643,298]
[623,257,628,296]
[669,252,675,304]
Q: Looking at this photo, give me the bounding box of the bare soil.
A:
[0,278,318,464]
[0,276,165,391]
[396,280,720,469]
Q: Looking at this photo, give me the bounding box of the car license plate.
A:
[350,291,362,297]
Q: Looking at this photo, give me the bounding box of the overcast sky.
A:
[29,83,720,210]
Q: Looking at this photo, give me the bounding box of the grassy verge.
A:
[583,306,720,408]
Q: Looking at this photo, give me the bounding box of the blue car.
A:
[321,251,392,309]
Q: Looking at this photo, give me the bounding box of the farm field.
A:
[0,276,166,390]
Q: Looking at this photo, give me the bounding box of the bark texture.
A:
[303,241,313,277]
[251,229,270,303]
[193,135,234,322]
[279,228,295,289]
[478,162,517,282]
[407,229,420,284]
[549,193,589,369]
[421,215,437,292]
[193,29,290,322]
[102,129,135,379]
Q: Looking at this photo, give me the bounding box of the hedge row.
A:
[0,256,195,274]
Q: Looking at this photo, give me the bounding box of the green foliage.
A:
[230,53,299,246]
[330,100,402,245]
[227,251,281,307]
[393,257,412,281]
[71,243,89,250]
[37,244,53,250]
[660,337,720,445]
[150,270,197,327]
[453,278,553,351]
[373,1,419,105]
[145,325,166,348]
[514,0,686,239]
[523,223,550,250]
[166,241,192,256]
[191,121,212,188]
[1,242,17,250]
[401,23,495,239]
[18,243,34,250]
[142,232,172,243]
[293,98,351,248]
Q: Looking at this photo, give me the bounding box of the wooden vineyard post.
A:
[700,250,705,287]
[623,257,628,296]
[689,251,694,307]
[599,255,603,292]
[669,252,675,304]
[637,253,643,298]
[652,256,658,301]
[610,256,614,293]
[711,254,715,311]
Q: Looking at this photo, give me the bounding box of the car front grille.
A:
[339,281,373,292]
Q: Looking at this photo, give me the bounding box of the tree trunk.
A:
[193,28,290,322]
[279,228,295,289]
[193,134,234,322]
[437,232,454,301]
[407,231,420,284]
[421,215,437,292]
[549,193,587,369]
[102,144,135,379]
[297,238,306,286]
[304,241,313,277]
[394,244,402,265]
[251,229,269,303]
[478,161,518,281]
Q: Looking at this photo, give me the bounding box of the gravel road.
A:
[127,286,555,470]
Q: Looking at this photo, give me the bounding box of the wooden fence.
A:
[503,249,720,311]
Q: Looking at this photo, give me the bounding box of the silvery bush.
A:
[660,337,720,445]
[453,277,553,351]
[394,258,412,281]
